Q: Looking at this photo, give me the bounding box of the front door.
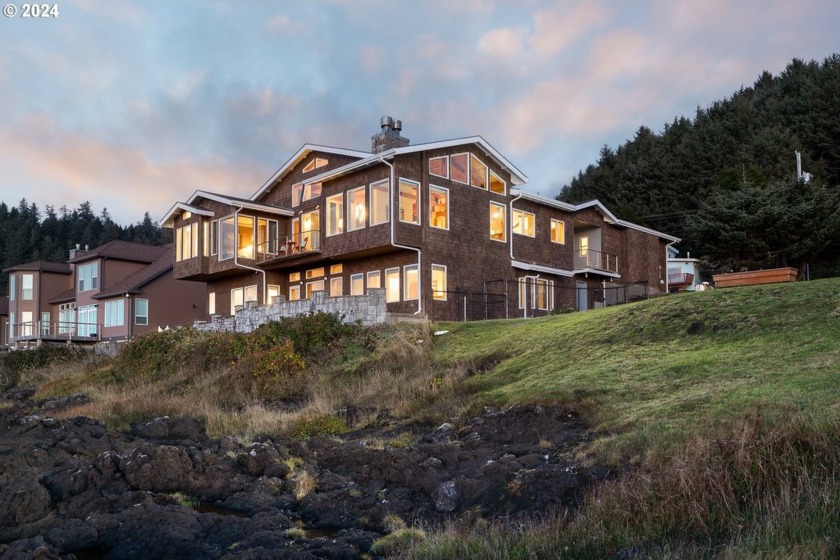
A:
[576,281,588,311]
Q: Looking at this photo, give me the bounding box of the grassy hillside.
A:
[4,278,839,558]
[434,277,840,462]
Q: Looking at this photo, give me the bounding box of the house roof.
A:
[3,260,72,274]
[68,240,170,264]
[161,190,294,227]
[250,144,371,200]
[510,189,681,243]
[93,246,176,299]
[512,261,574,278]
[283,136,528,197]
[48,287,76,305]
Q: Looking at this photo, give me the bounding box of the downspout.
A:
[377,154,422,316]
[665,240,678,293]
[234,206,268,307]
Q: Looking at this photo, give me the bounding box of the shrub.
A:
[290,413,347,440]
[371,528,427,556]
[0,345,91,390]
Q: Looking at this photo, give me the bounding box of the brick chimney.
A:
[371,116,409,153]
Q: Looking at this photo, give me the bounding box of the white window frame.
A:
[429,155,449,179]
[219,215,235,261]
[369,179,390,226]
[208,292,216,315]
[134,299,148,326]
[21,273,33,300]
[350,273,364,296]
[78,262,99,292]
[289,285,301,301]
[470,154,488,190]
[489,201,507,243]
[385,267,400,303]
[429,185,449,231]
[450,152,469,185]
[551,219,565,244]
[403,264,419,301]
[399,179,420,225]
[367,270,381,290]
[306,279,325,299]
[489,170,506,195]
[512,209,536,237]
[431,264,447,301]
[347,186,366,231]
[326,193,344,237]
[104,299,125,327]
[9,274,15,301]
[258,218,279,255]
[330,277,343,297]
[268,284,281,305]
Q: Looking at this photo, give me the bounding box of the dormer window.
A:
[302,158,328,173]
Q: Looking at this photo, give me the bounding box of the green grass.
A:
[431,278,840,462]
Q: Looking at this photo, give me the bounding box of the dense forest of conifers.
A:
[559,54,840,278]
[0,200,170,293]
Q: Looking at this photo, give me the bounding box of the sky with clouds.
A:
[1,0,838,226]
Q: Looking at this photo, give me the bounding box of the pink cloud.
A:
[0,115,264,224]
[530,1,612,57]
[478,25,529,60]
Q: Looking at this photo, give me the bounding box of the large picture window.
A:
[450,153,468,184]
[78,304,97,336]
[350,273,364,296]
[258,218,279,254]
[21,274,33,300]
[489,202,506,242]
[220,216,235,260]
[399,179,420,224]
[327,194,344,236]
[429,186,449,230]
[176,222,199,261]
[237,216,255,259]
[330,277,343,297]
[370,180,390,226]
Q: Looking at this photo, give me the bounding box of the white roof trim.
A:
[186,190,293,216]
[510,190,680,243]
[251,144,370,200]
[573,267,622,279]
[512,260,574,277]
[160,202,215,228]
[302,136,528,187]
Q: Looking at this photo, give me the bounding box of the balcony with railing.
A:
[573,249,619,275]
[9,320,101,344]
[255,230,321,265]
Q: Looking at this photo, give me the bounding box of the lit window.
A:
[512,209,535,237]
[292,183,303,207]
[330,277,343,297]
[450,153,468,184]
[367,270,381,289]
[404,264,419,301]
[21,274,33,300]
[370,180,390,226]
[299,210,319,250]
[208,292,216,315]
[429,156,448,179]
[268,285,281,305]
[489,202,506,242]
[306,267,325,279]
[327,194,344,236]
[536,279,553,310]
[385,267,400,303]
[304,182,322,201]
[551,219,565,244]
[302,158,328,173]
[330,264,343,275]
[20,311,33,336]
[489,170,506,194]
[306,280,325,299]
[220,216,235,260]
[431,264,447,301]
[347,187,366,231]
[429,186,449,230]
[289,285,301,301]
[134,299,148,326]
[258,218,279,254]
[104,300,125,327]
[290,272,301,282]
[350,273,364,296]
[237,216,255,259]
[399,179,420,224]
[176,222,199,261]
[470,155,488,189]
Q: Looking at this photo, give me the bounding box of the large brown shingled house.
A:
[4,240,207,348]
[162,117,679,321]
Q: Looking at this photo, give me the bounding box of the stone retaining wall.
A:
[193,288,387,333]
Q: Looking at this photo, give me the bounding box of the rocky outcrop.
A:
[0,392,609,559]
